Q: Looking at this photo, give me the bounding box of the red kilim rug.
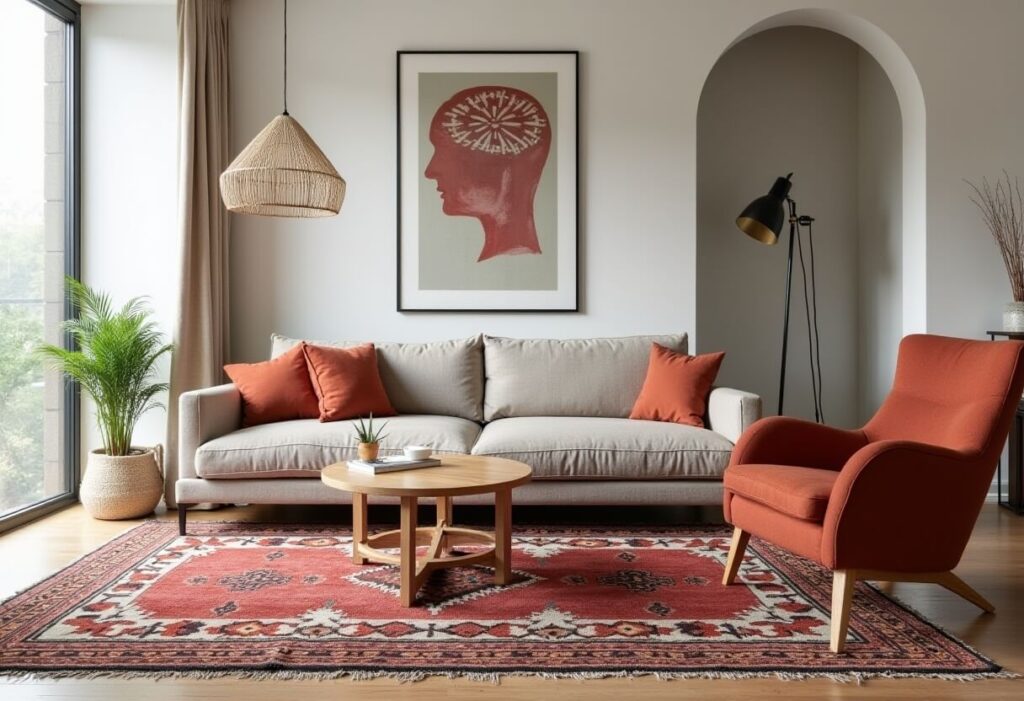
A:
[0,522,1010,681]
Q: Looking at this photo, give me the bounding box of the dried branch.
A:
[967,172,1024,302]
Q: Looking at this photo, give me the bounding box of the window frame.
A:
[0,0,82,533]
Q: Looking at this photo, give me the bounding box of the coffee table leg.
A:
[436,496,452,554]
[494,487,512,585]
[400,496,418,606]
[351,493,368,565]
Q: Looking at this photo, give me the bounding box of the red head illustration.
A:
[424,86,552,261]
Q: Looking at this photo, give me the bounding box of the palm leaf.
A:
[36,276,173,456]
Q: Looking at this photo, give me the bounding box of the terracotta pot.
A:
[357,442,380,461]
[80,445,164,520]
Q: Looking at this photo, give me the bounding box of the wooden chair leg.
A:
[935,571,996,613]
[722,527,751,585]
[830,570,856,653]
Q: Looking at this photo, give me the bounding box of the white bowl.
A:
[404,445,432,460]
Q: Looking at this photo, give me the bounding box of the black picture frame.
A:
[396,50,580,313]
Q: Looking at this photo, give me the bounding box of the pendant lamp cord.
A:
[283,0,289,115]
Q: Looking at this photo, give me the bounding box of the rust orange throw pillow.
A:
[629,343,725,428]
[223,344,320,427]
[302,343,396,422]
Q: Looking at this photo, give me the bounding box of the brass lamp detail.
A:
[735,174,791,245]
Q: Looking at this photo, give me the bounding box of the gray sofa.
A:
[174,333,761,530]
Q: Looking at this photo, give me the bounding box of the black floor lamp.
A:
[736,174,825,421]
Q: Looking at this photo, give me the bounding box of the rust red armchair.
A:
[722,334,1024,652]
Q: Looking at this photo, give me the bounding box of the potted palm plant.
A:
[38,278,172,519]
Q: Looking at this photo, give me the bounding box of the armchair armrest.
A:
[822,440,989,571]
[729,416,868,470]
[178,383,242,480]
[707,387,762,443]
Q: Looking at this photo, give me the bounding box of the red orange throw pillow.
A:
[223,344,320,427]
[629,343,725,428]
[302,343,396,422]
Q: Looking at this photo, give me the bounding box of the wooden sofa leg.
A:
[935,571,996,613]
[830,570,856,653]
[178,505,189,536]
[722,527,751,585]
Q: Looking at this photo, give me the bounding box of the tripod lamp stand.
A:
[736,173,825,421]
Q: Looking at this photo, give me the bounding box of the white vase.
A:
[1004,302,1024,332]
[80,445,164,520]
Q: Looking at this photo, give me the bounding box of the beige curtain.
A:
[166,0,231,508]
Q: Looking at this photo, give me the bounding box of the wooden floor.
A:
[0,502,1022,700]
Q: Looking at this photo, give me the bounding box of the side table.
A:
[987,330,1024,514]
[321,454,533,606]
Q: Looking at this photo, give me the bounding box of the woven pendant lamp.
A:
[219,0,345,217]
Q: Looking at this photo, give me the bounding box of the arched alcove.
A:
[696,11,925,426]
[731,8,927,335]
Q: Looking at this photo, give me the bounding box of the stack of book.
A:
[347,455,441,474]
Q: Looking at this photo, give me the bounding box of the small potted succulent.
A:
[353,413,388,461]
[38,278,172,519]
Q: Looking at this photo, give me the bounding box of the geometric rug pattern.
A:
[0,522,1009,681]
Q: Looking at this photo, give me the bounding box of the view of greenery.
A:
[0,201,47,516]
[0,0,61,519]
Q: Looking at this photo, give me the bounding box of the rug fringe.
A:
[1,667,1018,684]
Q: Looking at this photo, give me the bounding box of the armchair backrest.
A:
[864,334,1024,458]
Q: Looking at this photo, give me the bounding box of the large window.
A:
[0,0,79,530]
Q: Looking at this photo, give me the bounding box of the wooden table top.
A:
[321,453,533,497]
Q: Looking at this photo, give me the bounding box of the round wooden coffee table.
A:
[321,454,532,606]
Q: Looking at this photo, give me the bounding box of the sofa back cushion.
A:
[483,333,688,421]
[302,343,397,422]
[224,344,320,427]
[272,334,484,422]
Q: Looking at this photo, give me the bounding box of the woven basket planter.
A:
[80,446,164,520]
[220,114,346,218]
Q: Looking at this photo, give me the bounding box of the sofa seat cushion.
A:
[471,416,733,480]
[724,464,839,522]
[195,415,481,479]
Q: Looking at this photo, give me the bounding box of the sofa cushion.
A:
[724,464,839,522]
[195,415,481,479]
[272,334,484,422]
[471,416,732,480]
[223,344,320,427]
[630,346,725,428]
[302,343,396,421]
[483,333,688,421]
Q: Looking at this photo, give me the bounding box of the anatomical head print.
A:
[424,86,552,262]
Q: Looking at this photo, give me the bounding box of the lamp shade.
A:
[219,114,346,218]
[735,174,792,245]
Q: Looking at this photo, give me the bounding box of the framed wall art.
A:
[397,51,579,312]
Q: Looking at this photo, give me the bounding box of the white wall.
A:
[696,27,862,428]
[227,0,1024,366]
[228,0,704,360]
[81,3,178,457]
[857,50,902,423]
[76,0,1024,455]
